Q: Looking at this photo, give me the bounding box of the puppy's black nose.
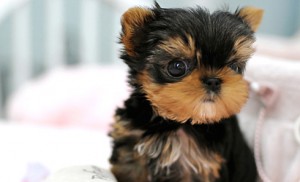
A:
[202,78,222,92]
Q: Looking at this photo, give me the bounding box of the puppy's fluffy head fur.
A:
[120,5,263,124]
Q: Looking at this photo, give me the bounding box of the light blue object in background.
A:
[157,0,300,37]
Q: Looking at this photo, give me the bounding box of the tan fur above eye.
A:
[158,35,196,58]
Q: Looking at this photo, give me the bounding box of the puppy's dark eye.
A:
[229,63,242,73]
[167,60,188,77]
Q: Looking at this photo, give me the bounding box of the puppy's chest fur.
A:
[110,105,230,182]
[136,128,223,180]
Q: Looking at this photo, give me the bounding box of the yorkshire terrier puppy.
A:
[109,3,263,182]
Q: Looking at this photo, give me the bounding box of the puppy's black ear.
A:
[236,7,264,32]
[121,7,155,57]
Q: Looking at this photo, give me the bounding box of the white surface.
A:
[0,122,112,182]
[46,166,117,182]
[4,65,129,181]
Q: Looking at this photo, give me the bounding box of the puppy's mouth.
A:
[203,98,215,103]
[202,92,218,103]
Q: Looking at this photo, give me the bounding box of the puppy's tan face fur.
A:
[121,6,263,124]
[137,34,255,124]
[138,56,249,124]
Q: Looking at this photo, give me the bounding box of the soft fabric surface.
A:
[239,55,300,182]
[5,55,300,182]
[0,122,112,182]
[46,166,117,182]
[7,65,130,131]
[4,65,127,182]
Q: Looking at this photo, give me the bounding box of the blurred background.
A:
[0,0,299,181]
